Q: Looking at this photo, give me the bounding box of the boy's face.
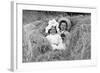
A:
[60,22,67,31]
[50,27,57,34]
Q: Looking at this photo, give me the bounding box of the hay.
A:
[22,11,91,62]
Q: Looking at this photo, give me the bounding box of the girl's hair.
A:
[59,20,68,31]
[48,26,57,34]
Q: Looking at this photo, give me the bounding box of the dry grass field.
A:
[22,10,91,62]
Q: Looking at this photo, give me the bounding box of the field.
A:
[22,10,91,62]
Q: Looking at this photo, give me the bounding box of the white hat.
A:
[45,19,59,33]
[58,17,71,30]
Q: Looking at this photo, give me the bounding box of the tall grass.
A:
[22,10,91,62]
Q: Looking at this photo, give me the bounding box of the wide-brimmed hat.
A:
[45,19,59,33]
[58,17,71,30]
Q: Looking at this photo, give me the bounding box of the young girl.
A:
[45,19,65,50]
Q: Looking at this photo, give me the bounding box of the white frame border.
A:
[11,1,97,72]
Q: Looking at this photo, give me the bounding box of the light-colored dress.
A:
[46,34,65,50]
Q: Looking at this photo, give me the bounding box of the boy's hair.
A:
[48,26,57,34]
[59,20,68,31]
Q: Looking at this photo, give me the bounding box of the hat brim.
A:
[58,17,71,30]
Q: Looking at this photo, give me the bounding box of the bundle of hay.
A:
[22,20,52,62]
[23,14,91,62]
[69,23,91,60]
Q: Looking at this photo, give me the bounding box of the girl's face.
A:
[50,27,57,34]
[60,22,67,31]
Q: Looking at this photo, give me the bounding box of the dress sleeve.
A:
[57,34,66,50]
[57,34,63,43]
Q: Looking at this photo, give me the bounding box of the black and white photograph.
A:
[10,1,97,71]
[22,10,91,62]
